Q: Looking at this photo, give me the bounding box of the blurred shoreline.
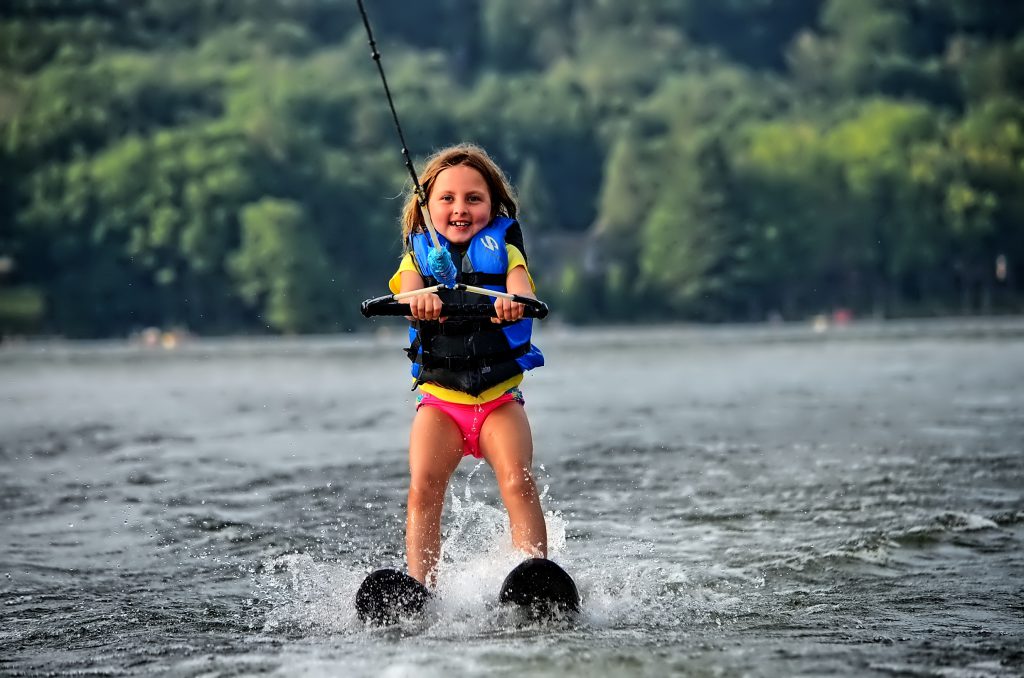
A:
[2,315,1023,365]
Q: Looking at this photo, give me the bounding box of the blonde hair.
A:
[400,143,518,246]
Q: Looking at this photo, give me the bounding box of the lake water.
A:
[1,319,1022,677]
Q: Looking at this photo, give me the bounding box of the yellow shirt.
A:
[390,245,535,405]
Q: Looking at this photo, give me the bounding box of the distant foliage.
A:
[1,0,1022,336]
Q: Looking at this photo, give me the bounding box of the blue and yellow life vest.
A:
[407,217,544,395]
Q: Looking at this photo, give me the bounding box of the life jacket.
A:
[406,217,544,396]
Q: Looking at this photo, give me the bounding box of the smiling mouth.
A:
[449,221,472,229]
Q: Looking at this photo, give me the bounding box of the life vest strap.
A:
[417,342,532,372]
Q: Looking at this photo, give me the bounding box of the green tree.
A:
[229,198,336,333]
[639,139,748,319]
[517,156,555,238]
[943,97,1024,310]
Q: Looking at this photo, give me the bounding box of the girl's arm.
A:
[400,270,443,321]
[493,265,533,323]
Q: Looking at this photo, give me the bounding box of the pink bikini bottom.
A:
[416,389,524,459]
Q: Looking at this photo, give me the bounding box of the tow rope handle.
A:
[361,288,549,320]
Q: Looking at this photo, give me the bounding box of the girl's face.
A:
[427,164,493,245]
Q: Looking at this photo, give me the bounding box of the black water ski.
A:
[355,568,430,625]
[499,558,580,620]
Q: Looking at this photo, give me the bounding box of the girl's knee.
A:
[408,473,449,506]
[497,467,537,499]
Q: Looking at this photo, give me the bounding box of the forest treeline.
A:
[1,0,1022,337]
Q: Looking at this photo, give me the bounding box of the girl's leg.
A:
[406,405,464,586]
[479,403,548,558]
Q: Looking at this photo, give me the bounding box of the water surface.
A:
[1,320,1022,676]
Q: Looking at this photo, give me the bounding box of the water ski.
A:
[498,558,580,619]
[355,568,430,626]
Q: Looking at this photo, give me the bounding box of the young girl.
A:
[388,143,547,587]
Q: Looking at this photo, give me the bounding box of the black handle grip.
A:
[361,296,549,319]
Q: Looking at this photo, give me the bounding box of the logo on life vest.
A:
[481,235,499,251]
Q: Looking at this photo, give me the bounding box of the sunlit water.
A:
[1,320,1022,676]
